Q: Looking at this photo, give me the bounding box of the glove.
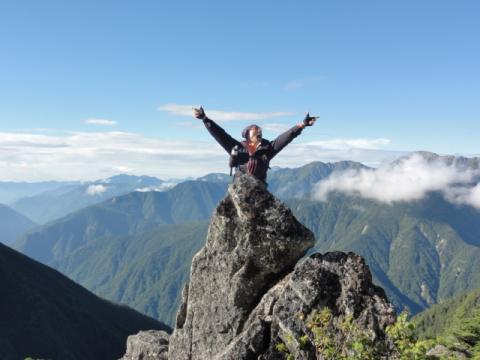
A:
[193,106,207,120]
[303,112,318,127]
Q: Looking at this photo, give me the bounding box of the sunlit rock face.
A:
[166,173,395,359]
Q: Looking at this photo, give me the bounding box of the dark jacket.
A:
[202,117,304,182]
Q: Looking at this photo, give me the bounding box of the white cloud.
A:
[0,132,69,147]
[85,184,108,196]
[158,103,295,121]
[444,184,480,209]
[135,183,177,192]
[84,118,117,126]
[16,128,66,133]
[0,129,400,182]
[304,138,391,150]
[261,123,292,134]
[0,130,227,181]
[114,166,133,173]
[466,185,480,208]
[314,153,480,209]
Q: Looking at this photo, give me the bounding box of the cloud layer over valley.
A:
[315,153,480,209]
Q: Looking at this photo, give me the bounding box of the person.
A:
[193,106,317,184]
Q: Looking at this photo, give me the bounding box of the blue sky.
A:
[0,0,479,181]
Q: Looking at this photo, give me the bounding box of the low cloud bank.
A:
[314,153,480,209]
[135,182,178,192]
[85,184,108,196]
[0,130,399,181]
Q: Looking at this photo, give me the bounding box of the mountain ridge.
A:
[0,242,169,360]
[0,203,37,245]
[13,180,227,264]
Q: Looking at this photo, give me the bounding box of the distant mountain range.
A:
[6,161,369,226]
[6,151,479,224]
[13,180,227,265]
[195,160,369,200]
[8,153,480,329]
[0,204,37,245]
[288,192,480,314]
[0,179,81,205]
[267,160,368,199]
[9,174,178,224]
[54,221,209,327]
[13,163,368,326]
[11,180,226,326]
[396,150,480,169]
[0,242,169,360]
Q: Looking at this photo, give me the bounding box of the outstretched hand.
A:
[303,112,318,127]
[193,106,206,120]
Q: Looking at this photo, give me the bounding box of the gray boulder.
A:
[120,330,169,360]
[220,252,396,359]
[168,173,396,359]
[168,173,315,359]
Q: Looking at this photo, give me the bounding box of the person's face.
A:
[248,127,262,142]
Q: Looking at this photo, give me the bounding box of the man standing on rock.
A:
[193,106,318,184]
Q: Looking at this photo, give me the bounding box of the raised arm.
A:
[194,106,240,153]
[270,113,318,159]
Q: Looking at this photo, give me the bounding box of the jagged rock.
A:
[119,330,169,360]
[168,173,396,359]
[219,252,396,359]
[168,173,315,359]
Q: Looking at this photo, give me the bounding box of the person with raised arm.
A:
[193,106,318,184]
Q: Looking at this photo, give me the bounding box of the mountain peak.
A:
[168,173,315,358]
[399,151,480,170]
[413,150,441,159]
[156,173,396,359]
[96,173,162,185]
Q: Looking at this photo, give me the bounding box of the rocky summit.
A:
[125,173,396,359]
[168,173,315,359]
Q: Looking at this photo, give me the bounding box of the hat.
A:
[242,124,262,139]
